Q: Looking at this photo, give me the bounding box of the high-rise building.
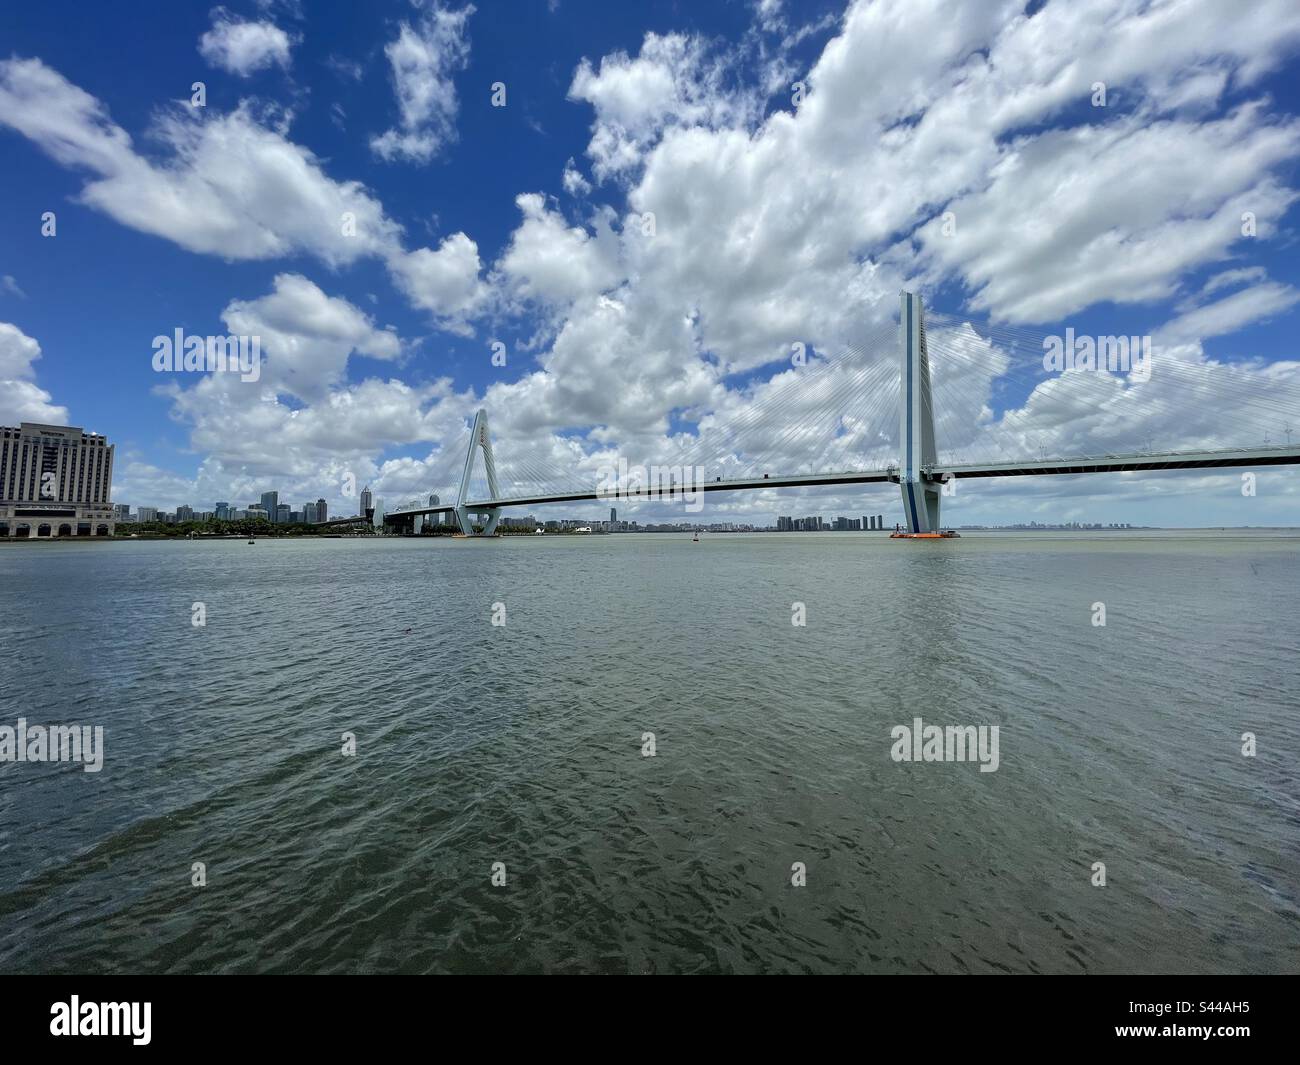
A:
[877,514,884,530]
[276,503,291,524]
[316,497,327,523]
[176,505,194,522]
[215,501,231,520]
[261,491,279,522]
[0,422,116,537]
[610,507,617,523]
[359,485,373,518]
[113,503,131,522]
[302,501,317,524]
[137,506,158,523]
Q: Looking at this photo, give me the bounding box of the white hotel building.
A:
[0,422,116,538]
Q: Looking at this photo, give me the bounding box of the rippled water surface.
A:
[1,531,1297,973]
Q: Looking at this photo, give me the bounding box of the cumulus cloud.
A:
[0,58,402,265]
[387,233,489,332]
[198,8,296,77]
[0,322,69,424]
[371,1,475,163]
[915,106,1300,321]
[219,274,402,403]
[568,31,764,181]
[496,194,622,310]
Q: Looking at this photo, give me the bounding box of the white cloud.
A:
[198,8,296,77]
[0,322,69,424]
[496,194,622,310]
[568,32,764,181]
[916,106,1300,321]
[219,274,402,403]
[371,1,475,163]
[561,158,591,197]
[387,232,489,331]
[1157,281,1300,344]
[753,0,784,33]
[1199,266,1268,297]
[0,58,402,266]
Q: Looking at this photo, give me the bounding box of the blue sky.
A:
[2,0,1300,526]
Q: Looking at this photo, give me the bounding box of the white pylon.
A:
[898,291,942,533]
[455,409,503,536]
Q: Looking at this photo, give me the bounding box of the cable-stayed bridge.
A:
[386,292,1300,536]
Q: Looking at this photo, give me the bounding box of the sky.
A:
[2,0,1300,527]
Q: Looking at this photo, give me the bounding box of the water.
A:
[0,531,1297,974]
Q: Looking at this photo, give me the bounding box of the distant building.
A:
[610,507,617,523]
[137,506,159,523]
[246,506,268,521]
[261,491,279,522]
[316,497,327,523]
[215,501,231,520]
[0,422,116,537]
[112,503,131,522]
[176,505,194,522]
[359,485,373,518]
[276,503,291,523]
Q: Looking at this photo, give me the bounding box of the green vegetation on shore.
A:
[115,518,372,538]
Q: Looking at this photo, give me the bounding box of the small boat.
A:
[889,530,960,539]
[692,532,699,542]
[248,539,255,544]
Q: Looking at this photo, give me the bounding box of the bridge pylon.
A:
[455,408,503,536]
[898,291,943,533]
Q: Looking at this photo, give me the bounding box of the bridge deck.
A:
[385,445,1300,519]
[931,445,1300,480]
